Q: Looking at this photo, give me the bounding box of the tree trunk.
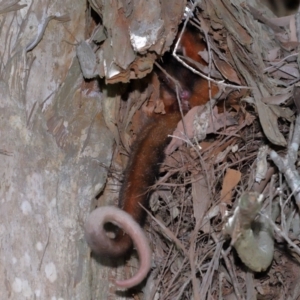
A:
[0,1,115,299]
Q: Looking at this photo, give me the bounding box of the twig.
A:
[213,233,245,300]
[163,257,189,299]
[270,114,300,209]
[26,14,70,52]
[38,228,51,271]
[264,214,300,257]
[141,204,189,257]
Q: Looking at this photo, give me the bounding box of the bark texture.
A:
[0,1,115,299]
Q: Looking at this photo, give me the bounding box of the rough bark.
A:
[0,1,115,299]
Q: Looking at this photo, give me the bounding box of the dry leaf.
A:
[255,96,287,146]
[262,93,292,105]
[213,56,241,84]
[192,175,211,229]
[220,168,241,205]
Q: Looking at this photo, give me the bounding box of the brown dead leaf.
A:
[245,3,285,33]
[213,56,241,84]
[255,96,287,146]
[220,169,241,205]
[290,15,297,42]
[192,175,211,227]
[267,63,299,79]
[268,15,293,27]
[266,47,280,61]
[212,0,252,46]
[206,107,237,134]
[278,40,299,51]
[268,105,294,122]
[293,84,300,113]
[262,93,292,105]
[244,111,256,126]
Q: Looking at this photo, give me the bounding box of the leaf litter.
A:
[89,0,300,298]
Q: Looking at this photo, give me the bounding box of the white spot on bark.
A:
[9,115,30,142]
[12,257,17,264]
[36,242,43,251]
[21,252,31,267]
[21,280,32,298]
[26,173,44,205]
[50,198,57,207]
[20,200,32,215]
[12,278,33,297]
[35,290,41,297]
[12,277,22,293]
[45,262,57,282]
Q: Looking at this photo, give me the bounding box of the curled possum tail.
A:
[84,206,152,288]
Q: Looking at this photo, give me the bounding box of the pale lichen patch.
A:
[45,262,57,282]
[20,201,32,215]
[36,242,43,251]
[12,277,33,298]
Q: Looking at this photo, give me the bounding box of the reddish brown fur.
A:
[84,24,219,288]
[180,26,207,65]
[189,79,219,108]
[119,112,182,220]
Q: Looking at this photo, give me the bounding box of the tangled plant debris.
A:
[84,0,300,299]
